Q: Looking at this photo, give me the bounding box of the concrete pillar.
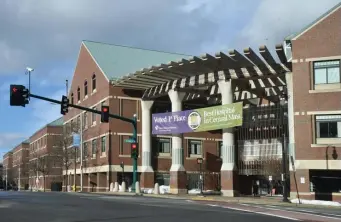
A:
[286,72,295,171]
[168,89,187,194]
[140,100,155,189]
[218,80,238,197]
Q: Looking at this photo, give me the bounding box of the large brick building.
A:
[28,117,64,191]
[12,140,30,190]
[63,41,224,192]
[2,152,13,189]
[286,2,341,201]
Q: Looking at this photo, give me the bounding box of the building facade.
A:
[2,152,13,189]
[287,2,341,201]
[28,118,64,191]
[12,140,30,190]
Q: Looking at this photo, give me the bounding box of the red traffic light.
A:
[103,107,108,112]
[12,87,18,93]
[131,143,137,149]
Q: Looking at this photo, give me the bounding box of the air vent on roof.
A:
[283,40,292,62]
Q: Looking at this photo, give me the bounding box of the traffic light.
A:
[10,85,29,107]
[61,95,69,115]
[131,142,139,158]
[101,105,109,123]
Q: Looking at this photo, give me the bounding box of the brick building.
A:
[286,2,341,201]
[2,151,13,189]
[12,140,30,190]
[28,117,64,191]
[63,41,224,192]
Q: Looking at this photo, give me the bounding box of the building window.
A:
[217,141,223,157]
[84,81,88,97]
[83,142,88,157]
[76,116,81,131]
[314,60,340,85]
[77,87,80,102]
[315,115,341,138]
[70,93,74,105]
[188,140,202,156]
[101,136,106,153]
[92,139,97,155]
[92,106,97,124]
[83,112,88,128]
[92,74,96,91]
[153,137,171,154]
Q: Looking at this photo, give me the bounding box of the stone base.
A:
[140,172,155,189]
[221,170,238,196]
[221,189,239,197]
[170,171,187,194]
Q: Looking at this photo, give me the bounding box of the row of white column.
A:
[140,80,235,180]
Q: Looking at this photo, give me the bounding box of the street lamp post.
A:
[25,67,34,96]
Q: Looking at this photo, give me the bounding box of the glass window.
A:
[314,60,340,84]
[188,140,202,155]
[316,115,341,138]
[217,141,223,157]
[77,87,80,101]
[92,74,96,91]
[92,106,97,124]
[70,93,74,105]
[101,136,106,153]
[92,139,97,155]
[84,81,88,96]
[83,112,88,128]
[83,142,88,157]
[153,138,171,153]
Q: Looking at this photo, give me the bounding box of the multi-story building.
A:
[2,152,13,189]
[28,117,64,191]
[286,2,341,201]
[12,140,30,190]
[63,41,224,192]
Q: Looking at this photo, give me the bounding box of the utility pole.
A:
[18,165,21,191]
[131,114,138,192]
[80,112,83,192]
[282,133,289,202]
[66,80,69,95]
[5,166,8,191]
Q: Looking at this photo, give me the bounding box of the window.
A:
[92,139,97,155]
[77,87,80,102]
[315,115,341,138]
[217,141,223,157]
[314,60,340,84]
[92,106,97,124]
[83,112,88,128]
[188,140,202,156]
[92,74,96,91]
[101,136,106,153]
[76,116,81,131]
[153,138,171,154]
[83,142,88,157]
[84,81,88,97]
[70,93,74,105]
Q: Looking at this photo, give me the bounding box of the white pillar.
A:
[286,72,295,171]
[168,89,186,172]
[218,80,236,171]
[141,100,154,172]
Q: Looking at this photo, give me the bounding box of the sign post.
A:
[197,158,204,196]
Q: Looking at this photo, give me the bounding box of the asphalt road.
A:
[0,192,294,222]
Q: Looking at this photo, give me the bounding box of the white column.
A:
[141,100,154,172]
[168,90,186,172]
[286,72,295,171]
[218,80,235,171]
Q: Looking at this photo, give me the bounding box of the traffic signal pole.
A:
[27,93,139,192]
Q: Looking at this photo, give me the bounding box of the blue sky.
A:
[0,0,340,159]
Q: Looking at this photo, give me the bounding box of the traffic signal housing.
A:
[101,105,109,123]
[10,85,29,107]
[131,142,139,158]
[61,95,69,115]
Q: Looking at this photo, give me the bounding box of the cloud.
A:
[0,133,27,156]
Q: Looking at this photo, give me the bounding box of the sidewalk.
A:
[88,191,340,209]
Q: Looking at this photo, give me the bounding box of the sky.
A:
[0,0,340,158]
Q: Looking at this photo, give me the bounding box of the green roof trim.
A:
[82,40,193,80]
[285,2,341,41]
[48,117,64,126]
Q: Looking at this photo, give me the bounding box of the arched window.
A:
[77,87,80,102]
[92,74,96,91]
[84,80,88,96]
[71,93,74,105]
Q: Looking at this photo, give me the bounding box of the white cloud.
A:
[0,133,25,148]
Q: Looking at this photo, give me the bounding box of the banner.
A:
[72,133,81,147]
[152,102,243,135]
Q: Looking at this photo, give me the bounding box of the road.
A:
[0,192,293,222]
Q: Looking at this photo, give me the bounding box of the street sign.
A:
[124,137,136,143]
[72,133,81,147]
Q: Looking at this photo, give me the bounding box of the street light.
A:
[25,67,34,98]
